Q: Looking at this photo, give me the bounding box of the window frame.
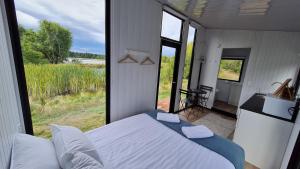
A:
[156,10,184,113]
[217,58,245,83]
[160,10,184,43]
[4,0,111,135]
[186,24,197,90]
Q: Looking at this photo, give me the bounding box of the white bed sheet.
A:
[86,114,235,169]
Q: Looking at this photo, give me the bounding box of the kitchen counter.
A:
[240,93,297,123]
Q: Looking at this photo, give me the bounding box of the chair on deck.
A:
[197,85,213,108]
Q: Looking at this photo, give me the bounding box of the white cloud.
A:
[16,10,39,29]
[14,0,105,44]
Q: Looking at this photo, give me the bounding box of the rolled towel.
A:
[181,125,214,139]
[157,112,180,123]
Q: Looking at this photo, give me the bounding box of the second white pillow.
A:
[63,151,104,169]
[50,124,102,168]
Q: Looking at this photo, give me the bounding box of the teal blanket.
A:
[146,110,245,169]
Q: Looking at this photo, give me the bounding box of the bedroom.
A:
[1,0,300,169]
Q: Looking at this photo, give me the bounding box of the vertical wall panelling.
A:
[0,1,25,168]
[111,0,162,121]
[200,30,300,109]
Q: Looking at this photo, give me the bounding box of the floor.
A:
[157,97,170,112]
[179,108,236,139]
[179,108,259,169]
[213,100,238,115]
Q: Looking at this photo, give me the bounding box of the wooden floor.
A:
[213,100,238,115]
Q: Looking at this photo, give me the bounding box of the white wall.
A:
[200,30,300,108]
[110,0,162,121]
[0,1,25,168]
[110,0,207,119]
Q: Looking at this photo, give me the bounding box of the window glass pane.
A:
[218,59,244,82]
[161,12,182,41]
[182,26,196,90]
[157,46,176,112]
[14,0,106,138]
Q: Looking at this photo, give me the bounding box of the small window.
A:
[218,59,244,82]
[161,11,182,41]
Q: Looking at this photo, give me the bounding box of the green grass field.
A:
[218,69,240,81]
[26,62,189,138]
[30,92,105,138]
[25,64,106,138]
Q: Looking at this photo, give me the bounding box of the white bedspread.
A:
[86,114,234,169]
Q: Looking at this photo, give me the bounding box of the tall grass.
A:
[24,64,105,98]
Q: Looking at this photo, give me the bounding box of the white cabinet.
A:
[233,109,294,169]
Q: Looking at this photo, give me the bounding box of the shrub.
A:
[24,64,105,99]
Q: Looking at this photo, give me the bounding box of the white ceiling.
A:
[157,0,300,31]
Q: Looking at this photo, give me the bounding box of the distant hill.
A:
[69,51,105,59]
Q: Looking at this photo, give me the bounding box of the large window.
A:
[161,11,182,41]
[182,25,196,90]
[218,58,244,82]
[13,0,107,137]
[156,11,182,112]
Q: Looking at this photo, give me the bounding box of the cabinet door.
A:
[233,109,294,169]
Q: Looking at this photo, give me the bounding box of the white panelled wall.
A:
[200,30,300,108]
[110,0,206,120]
[0,1,25,168]
[110,0,162,121]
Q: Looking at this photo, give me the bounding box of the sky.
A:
[15,0,105,54]
[14,1,194,56]
[161,12,196,56]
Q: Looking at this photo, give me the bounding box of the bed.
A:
[85,111,245,169]
[10,110,244,169]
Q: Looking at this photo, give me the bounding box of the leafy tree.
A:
[19,26,48,64]
[183,42,194,79]
[38,20,72,64]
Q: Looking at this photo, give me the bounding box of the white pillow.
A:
[63,151,104,169]
[10,133,60,169]
[50,124,101,168]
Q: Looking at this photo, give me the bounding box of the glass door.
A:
[156,40,181,112]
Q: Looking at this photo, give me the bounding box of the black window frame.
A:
[185,24,197,90]
[4,0,111,135]
[160,10,184,43]
[155,10,184,113]
[217,58,245,83]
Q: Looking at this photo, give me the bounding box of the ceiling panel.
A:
[157,0,300,31]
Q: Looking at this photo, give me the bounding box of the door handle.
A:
[172,82,176,84]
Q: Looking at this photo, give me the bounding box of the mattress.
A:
[85,113,235,169]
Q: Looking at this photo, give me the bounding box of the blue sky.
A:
[15,1,195,56]
[15,0,105,54]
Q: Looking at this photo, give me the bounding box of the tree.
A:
[38,20,72,64]
[183,42,194,79]
[19,25,48,64]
